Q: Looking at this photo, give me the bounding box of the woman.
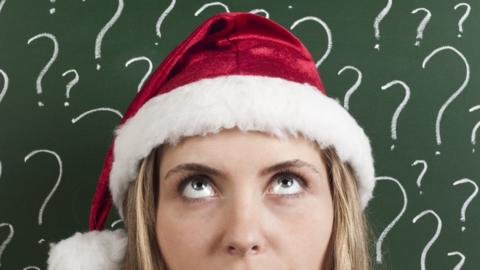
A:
[47,12,376,270]
[123,128,374,269]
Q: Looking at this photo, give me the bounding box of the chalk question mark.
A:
[411,160,428,195]
[447,251,465,270]
[412,210,442,270]
[337,65,362,111]
[95,0,124,70]
[422,46,470,155]
[454,3,471,38]
[0,68,8,105]
[381,80,411,151]
[125,56,153,93]
[468,105,480,153]
[194,2,230,16]
[373,0,392,50]
[71,107,123,124]
[290,16,332,68]
[27,33,59,107]
[375,176,408,264]
[111,219,123,228]
[0,0,6,14]
[411,8,431,46]
[62,69,79,107]
[249,9,269,18]
[452,178,478,232]
[49,0,55,14]
[24,149,63,227]
[155,0,175,46]
[0,223,14,268]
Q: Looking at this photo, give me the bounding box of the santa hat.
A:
[46,11,375,269]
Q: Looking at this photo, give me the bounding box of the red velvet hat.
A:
[47,11,375,269]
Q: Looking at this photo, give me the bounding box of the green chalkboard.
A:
[0,0,479,269]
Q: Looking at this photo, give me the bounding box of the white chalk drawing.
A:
[290,16,332,68]
[249,9,269,18]
[452,178,478,232]
[468,105,480,153]
[71,107,123,124]
[337,65,362,111]
[125,56,153,93]
[411,8,431,46]
[24,149,63,226]
[0,223,14,268]
[111,219,123,228]
[422,46,470,155]
[194,2,230,16]
[22,267,40,270]
[412,210,442,270]
[454,3,471,38]
[155,0,175,45]
[95,0,124,70]
[373,0,392,50]
[381,80,411,150]
[411,160,428,195]
[447,251,465,270]
[49,0,55,14]
[0,68,8,105]
[0,0,6,14]
[375,176,408,264]
[27,33,59,107]
[62,69,79,107]
[0,160,2,180]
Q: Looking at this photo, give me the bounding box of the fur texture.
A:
[111,75,376,218]
[47,229,127,270]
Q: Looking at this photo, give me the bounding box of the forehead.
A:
[157,128,326,177]
[162,127,320,156]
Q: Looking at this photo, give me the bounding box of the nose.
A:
[222,194,266,257]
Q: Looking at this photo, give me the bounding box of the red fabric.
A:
[89,11,325,230]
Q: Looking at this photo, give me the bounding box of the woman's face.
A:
[155,128,334,270]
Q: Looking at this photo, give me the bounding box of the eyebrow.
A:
[163,159,321,181]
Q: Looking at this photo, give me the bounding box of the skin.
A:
[155,127,334,270]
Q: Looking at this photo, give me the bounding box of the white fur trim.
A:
[111,75,376,218]
[47,229,127,270]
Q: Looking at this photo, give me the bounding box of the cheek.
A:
[278,196,334,264]
[155,203,214,264]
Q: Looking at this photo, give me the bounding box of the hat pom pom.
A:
[47,228,127,270]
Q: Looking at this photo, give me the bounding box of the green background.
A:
[0,0,479,269]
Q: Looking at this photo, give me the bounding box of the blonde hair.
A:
[121,142,374,270]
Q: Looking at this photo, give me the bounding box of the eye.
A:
[178,175,215,200]
[176,169,308,203]
[268,169,307,197]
